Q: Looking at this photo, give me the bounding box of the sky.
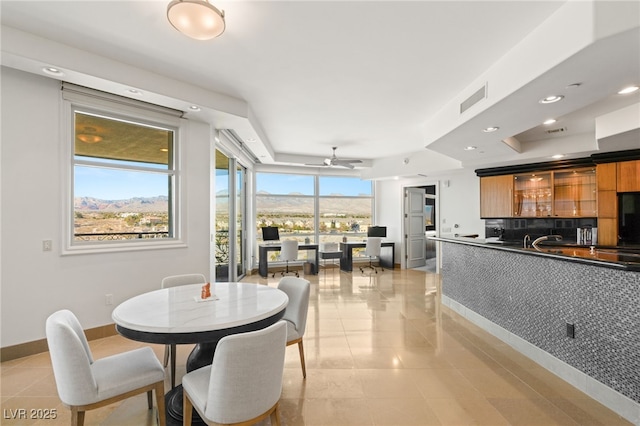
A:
[76,166,372,200]
[253,173,372,196]
[75,166,169,200]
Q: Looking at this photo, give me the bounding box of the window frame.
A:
[61,90,187,255]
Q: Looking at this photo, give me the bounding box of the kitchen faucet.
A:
[532,234,563,250]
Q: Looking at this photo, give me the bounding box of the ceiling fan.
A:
[305,147,363,169]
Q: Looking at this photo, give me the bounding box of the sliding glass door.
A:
[215,149,246,281]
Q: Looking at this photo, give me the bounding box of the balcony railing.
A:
[74,232,170,241]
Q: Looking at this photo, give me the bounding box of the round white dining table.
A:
[112,282,288,425]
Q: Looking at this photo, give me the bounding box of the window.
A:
[63,84,184,253]
[255,172,373,263]
[319,176,372,244]
[256,173,315,240]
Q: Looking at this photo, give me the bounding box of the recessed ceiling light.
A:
[618,85,639,95]
[42,66,64,77]
[551,154,565,159]
[543,119,557,125]
[566,83,582,89]
[539,95,564,104]
[464,146,477,151]
[160,148,169,152]
[189,105,201,111]
[482,126,499,133]
[127,89,143,95]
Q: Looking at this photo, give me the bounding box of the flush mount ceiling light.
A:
[77,134,103,144]
[167,0,225,40]
[539,95,564,104]
[551,154,565,159]
[464,146,477,151]
[543,119,557,125]
[482,126,499,133]
[189,105,201,111]
[618,85,639,95]
[77,127,103,144]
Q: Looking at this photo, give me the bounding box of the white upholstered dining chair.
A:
[45,309,166,426]
[160,273,207,388]
[182,321,287,426]
[277,276,311,378]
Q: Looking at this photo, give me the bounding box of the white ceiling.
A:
[1,1,639,177]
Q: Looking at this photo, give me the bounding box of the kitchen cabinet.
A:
[553,167,597,217]
[513,172,552,217]
[481,167,599,219]
[597,163,617,246]
[617,160,640,192]
[480,175,513,218]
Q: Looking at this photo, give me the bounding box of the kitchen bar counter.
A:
[434,236,640,423]
[430,236,640,271]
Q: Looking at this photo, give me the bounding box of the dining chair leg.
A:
[71,407,84,426]
[297,340,307,379]
[170,344,176,389]
[183,390,193,426]
[155,381,166,426]
[270,404,281,426]
[163,344,169,368]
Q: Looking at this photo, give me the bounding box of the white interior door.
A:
[405,187,426,269]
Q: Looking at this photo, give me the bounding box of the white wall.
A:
[433,169,484,238]
[0,67,212,347]
[375,168,484,266]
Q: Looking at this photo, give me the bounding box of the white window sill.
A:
[62,239,187,256]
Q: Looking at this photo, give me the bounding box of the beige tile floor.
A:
[0,267,631,425]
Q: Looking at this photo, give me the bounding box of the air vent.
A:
[460,84,487,114]
[546,127,567,134]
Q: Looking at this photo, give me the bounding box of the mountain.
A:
[74,196,169,213]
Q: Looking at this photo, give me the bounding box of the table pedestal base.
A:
[165,385,204,426]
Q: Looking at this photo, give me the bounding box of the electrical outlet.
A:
[566,323,575,338]
[42,240,52,251]
[105,294,114,306]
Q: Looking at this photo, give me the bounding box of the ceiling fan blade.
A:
[337,163,355,169]
[333,159,362,164]
[304,162,327,167]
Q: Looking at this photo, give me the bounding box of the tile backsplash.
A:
[485,217,598,244]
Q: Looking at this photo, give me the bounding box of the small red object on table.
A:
[201,283,211,299]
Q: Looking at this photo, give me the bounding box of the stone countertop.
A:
[430,236,640,271]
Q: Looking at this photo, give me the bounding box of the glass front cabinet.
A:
[513,172,552,217]
[512,167,597,218]
[553,168,597,217]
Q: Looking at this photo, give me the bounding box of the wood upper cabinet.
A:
[553,167,597,217]
[617,160,640,192]
[481,167,599,219]
[597,163,617,219]
[480,175,513,218]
